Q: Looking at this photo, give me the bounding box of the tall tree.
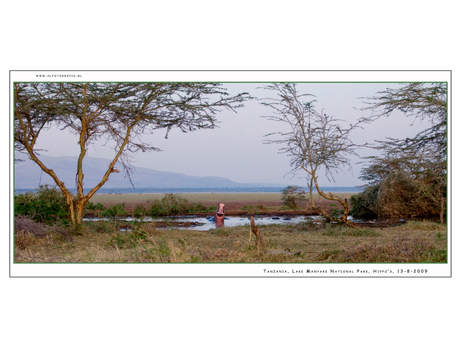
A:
[260,83,365,226]
[353,83,447,222]
[14,82,250,226]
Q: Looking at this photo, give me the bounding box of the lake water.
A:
[83,215,319,231]
[177,215,319,231]
[83,214,414,231]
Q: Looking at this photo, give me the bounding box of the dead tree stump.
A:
[249,216,264,252]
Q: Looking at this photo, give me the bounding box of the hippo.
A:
[214,202,225,227]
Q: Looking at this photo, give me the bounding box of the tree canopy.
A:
[260,83,365,226]
[360,82,447,157]
[352,82,447,222]
[14,82,250,226]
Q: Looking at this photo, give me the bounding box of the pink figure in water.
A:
[215,202,225,228]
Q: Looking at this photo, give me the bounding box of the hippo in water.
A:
[214,203,225,227]
[215,203,225,219]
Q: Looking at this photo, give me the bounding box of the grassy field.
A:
[14,218,447,263]
[90,192,354,204]
[90,192,284,205]
[89,192,356,215]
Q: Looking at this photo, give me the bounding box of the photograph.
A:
[9,70,451,278]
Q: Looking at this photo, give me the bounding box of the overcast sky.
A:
[30,82,434,188]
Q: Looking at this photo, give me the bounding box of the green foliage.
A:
[329,203,341,218]
[350,185,379,218]
[14,185,69,224]
[352,166,446,220]
[149,193,209,216]
[101,203,126,217]
[15,82,251,227]
[357,83,447,222]
[85,202,105,210]
[150,194,188,216]
[360,82,447,157]
[133,204,148,219]
[281,185,306,209]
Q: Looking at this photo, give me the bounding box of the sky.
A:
[32,82,433,188]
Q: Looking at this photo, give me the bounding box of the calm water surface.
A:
[84,215,319,231]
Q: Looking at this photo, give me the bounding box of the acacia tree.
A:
[360,82,447,157]
[260,83,365,226]
[14,82,250,226]
[281,185,307,209]
[355,82,447,222]
[357,143,446,222]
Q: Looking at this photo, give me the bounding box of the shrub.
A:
[350,185,379,218]
[352,171,446,220]
[100,203,126,217]
[281,186,306,209]
[133,204,149,219]
[329,203,341,218]
[149,194,185,216]
[85,202,105,211]
[14,185,69,224]
[148,193,208,216]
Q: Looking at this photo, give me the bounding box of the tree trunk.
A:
[312,176,355,228]
[249,217,264,252]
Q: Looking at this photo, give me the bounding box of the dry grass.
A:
[90,192,284,204]
[13,217,447,263]
[88,192,356,211]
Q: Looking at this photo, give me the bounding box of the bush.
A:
[148,193,209,216]
[133,204,149,219]
[352,171,446,220]
[85,202,105,211]
[281,186,306,209]
[14,185,69,224]
[101,203,126,217]
[350,185,379,218]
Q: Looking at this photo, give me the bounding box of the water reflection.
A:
[215,217,225,228]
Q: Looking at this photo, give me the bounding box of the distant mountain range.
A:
[14,153,287,192]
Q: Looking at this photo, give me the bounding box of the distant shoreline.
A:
[15,186,364,195]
